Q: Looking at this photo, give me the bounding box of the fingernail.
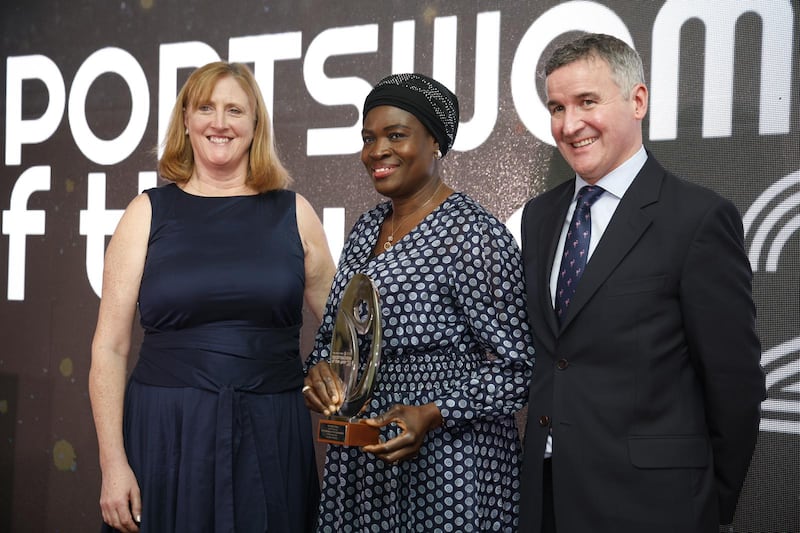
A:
[135,514,141,523]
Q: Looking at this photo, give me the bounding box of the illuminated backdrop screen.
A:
[1,1,798,531]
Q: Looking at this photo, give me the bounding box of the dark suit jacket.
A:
[518,154,765,533]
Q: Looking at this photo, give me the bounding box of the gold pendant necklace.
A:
[383,181,443,251]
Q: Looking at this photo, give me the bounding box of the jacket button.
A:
[539,415,550,427]
[556,359,569,370]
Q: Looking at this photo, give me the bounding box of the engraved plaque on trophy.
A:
[317,273,382,446]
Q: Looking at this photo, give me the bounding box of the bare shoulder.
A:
[294,192,324,232]
[123,191,152,221]
[109,192,151,250]
[294,191,316,216]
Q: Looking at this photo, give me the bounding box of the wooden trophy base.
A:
[318,417,380,446]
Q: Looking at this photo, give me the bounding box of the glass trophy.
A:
[317,273,382,446]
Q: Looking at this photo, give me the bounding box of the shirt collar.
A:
[573,145,647,200]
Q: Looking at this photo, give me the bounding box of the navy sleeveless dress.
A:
[105,183,319,532]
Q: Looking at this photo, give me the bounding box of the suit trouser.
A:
[542,458,556,533]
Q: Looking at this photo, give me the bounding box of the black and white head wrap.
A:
[362,73,460,156]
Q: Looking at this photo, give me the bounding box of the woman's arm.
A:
[435,213,535,425]
[295,192,336,322]
[88,192,150,533]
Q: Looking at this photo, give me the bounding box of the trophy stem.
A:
[317,273,383,447]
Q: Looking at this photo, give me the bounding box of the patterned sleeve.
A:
[434,207,536,426]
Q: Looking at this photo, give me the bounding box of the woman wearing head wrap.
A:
[303,73,535,531]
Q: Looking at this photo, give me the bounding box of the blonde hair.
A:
[158,61,291,192]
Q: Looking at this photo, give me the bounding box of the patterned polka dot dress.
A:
[306,192,536,532]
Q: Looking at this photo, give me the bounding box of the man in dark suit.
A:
[518,33,766,532]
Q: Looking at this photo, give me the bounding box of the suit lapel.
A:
[539,183,574,335]
[558,156,664,331]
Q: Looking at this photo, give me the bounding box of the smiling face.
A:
[546,55,648,184]
[361,105,439,200]
[184,75,255,180]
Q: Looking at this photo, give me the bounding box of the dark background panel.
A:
[1,1,798,531]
